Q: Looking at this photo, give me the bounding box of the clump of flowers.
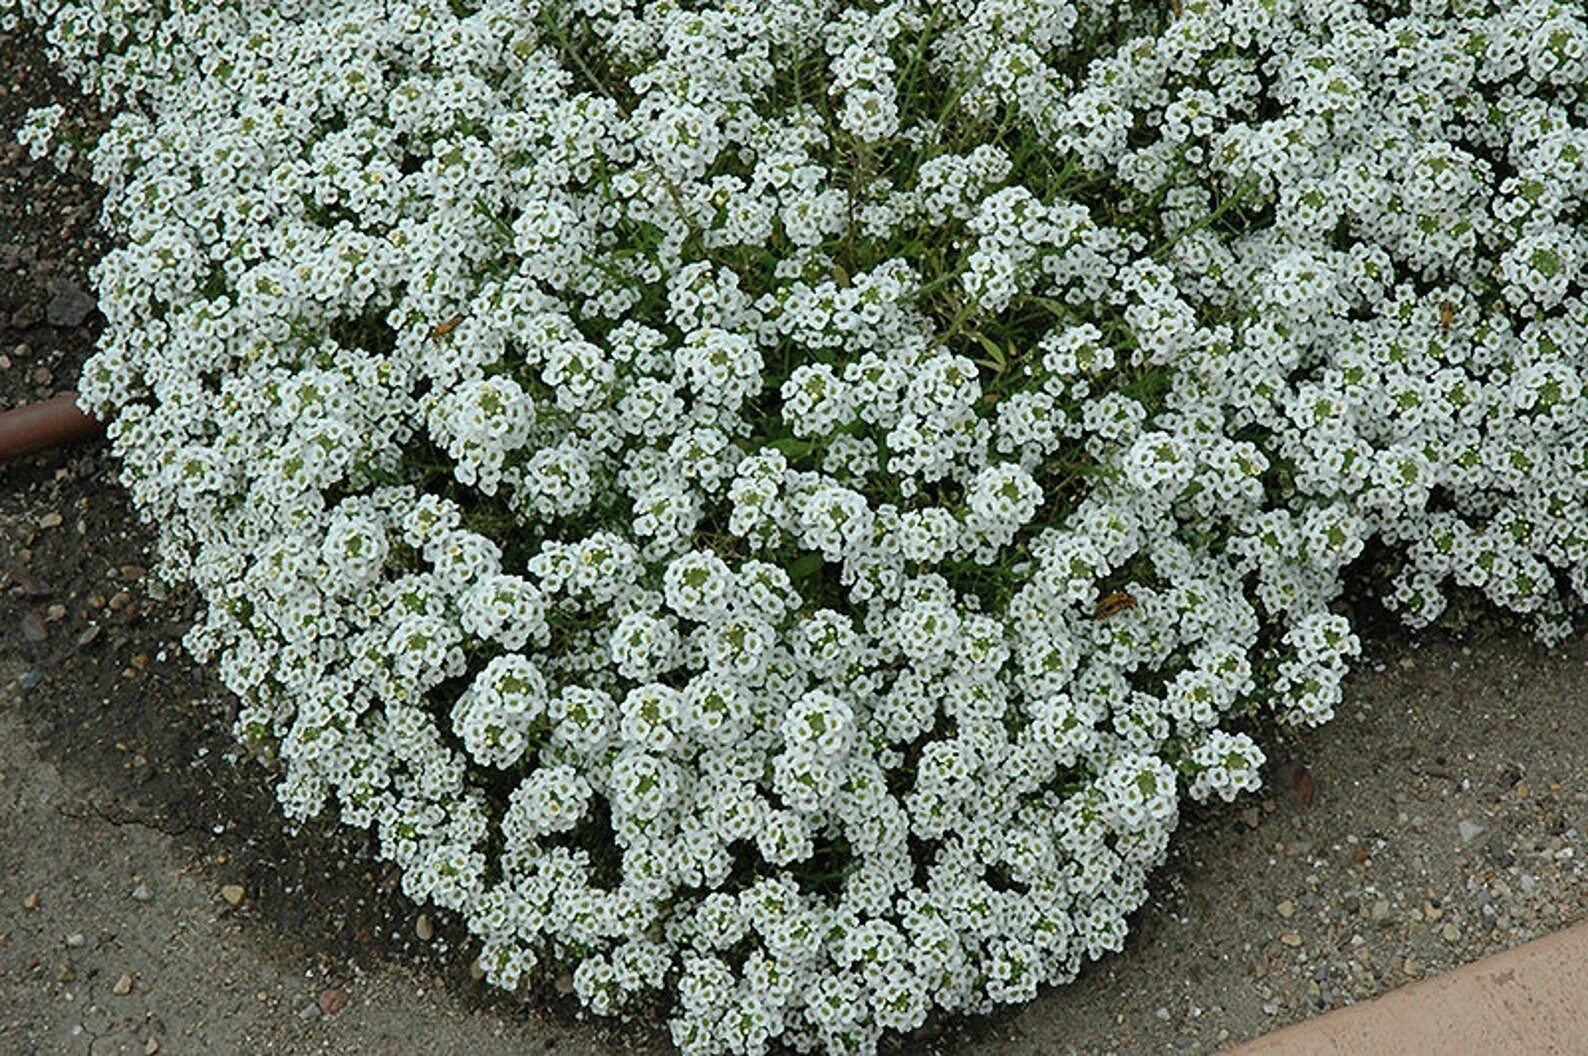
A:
[8,0,1588,1052]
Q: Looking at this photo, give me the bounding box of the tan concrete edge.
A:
[1219,919,1588,1056]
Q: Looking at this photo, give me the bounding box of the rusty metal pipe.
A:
[0,392,104,460]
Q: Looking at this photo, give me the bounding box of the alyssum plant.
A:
[8,0,1588,1051]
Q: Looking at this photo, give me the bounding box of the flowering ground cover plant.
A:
[8,0,1588,1050]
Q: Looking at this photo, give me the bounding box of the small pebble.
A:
[145,1038,161,1055]
[415,913,434,941]
[131,882,152,902]
[297,1002,320,1021]
[318,988,350,1016]
[45,603,66,621]
[45,278,96,327]
[1459,819,1485,843]
[1486,835,1515,867]
[220,884,245,906]
[1276,900,1296,919]
[37,512,63,530]
[23,892,40,910]
[1442,923,1462,943]
[113,973,134,996]
[65,933,85,948]
[1280,932,1303,947]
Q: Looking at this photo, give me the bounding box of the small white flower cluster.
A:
[13,0,1588,1052]
[16,103,63,159]
[16,101,77,172]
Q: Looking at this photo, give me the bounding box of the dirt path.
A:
[0,682,616,1056]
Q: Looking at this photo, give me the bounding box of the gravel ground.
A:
[0,698,627,1056]
[3,22,1585,1056]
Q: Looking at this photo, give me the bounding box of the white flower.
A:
[610,610,683,681]
[506,765,594,839]
[35,0,1588,1050]
[663,549,737,623]
[17,103,64,160]
[452,655,549,769]
[781,689,856,759]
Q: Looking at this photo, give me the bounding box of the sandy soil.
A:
[3,22,1585,1056]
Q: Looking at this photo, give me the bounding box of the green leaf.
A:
[790,552,825,582]
[970,330,1009,371]
[769,437,819,458]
